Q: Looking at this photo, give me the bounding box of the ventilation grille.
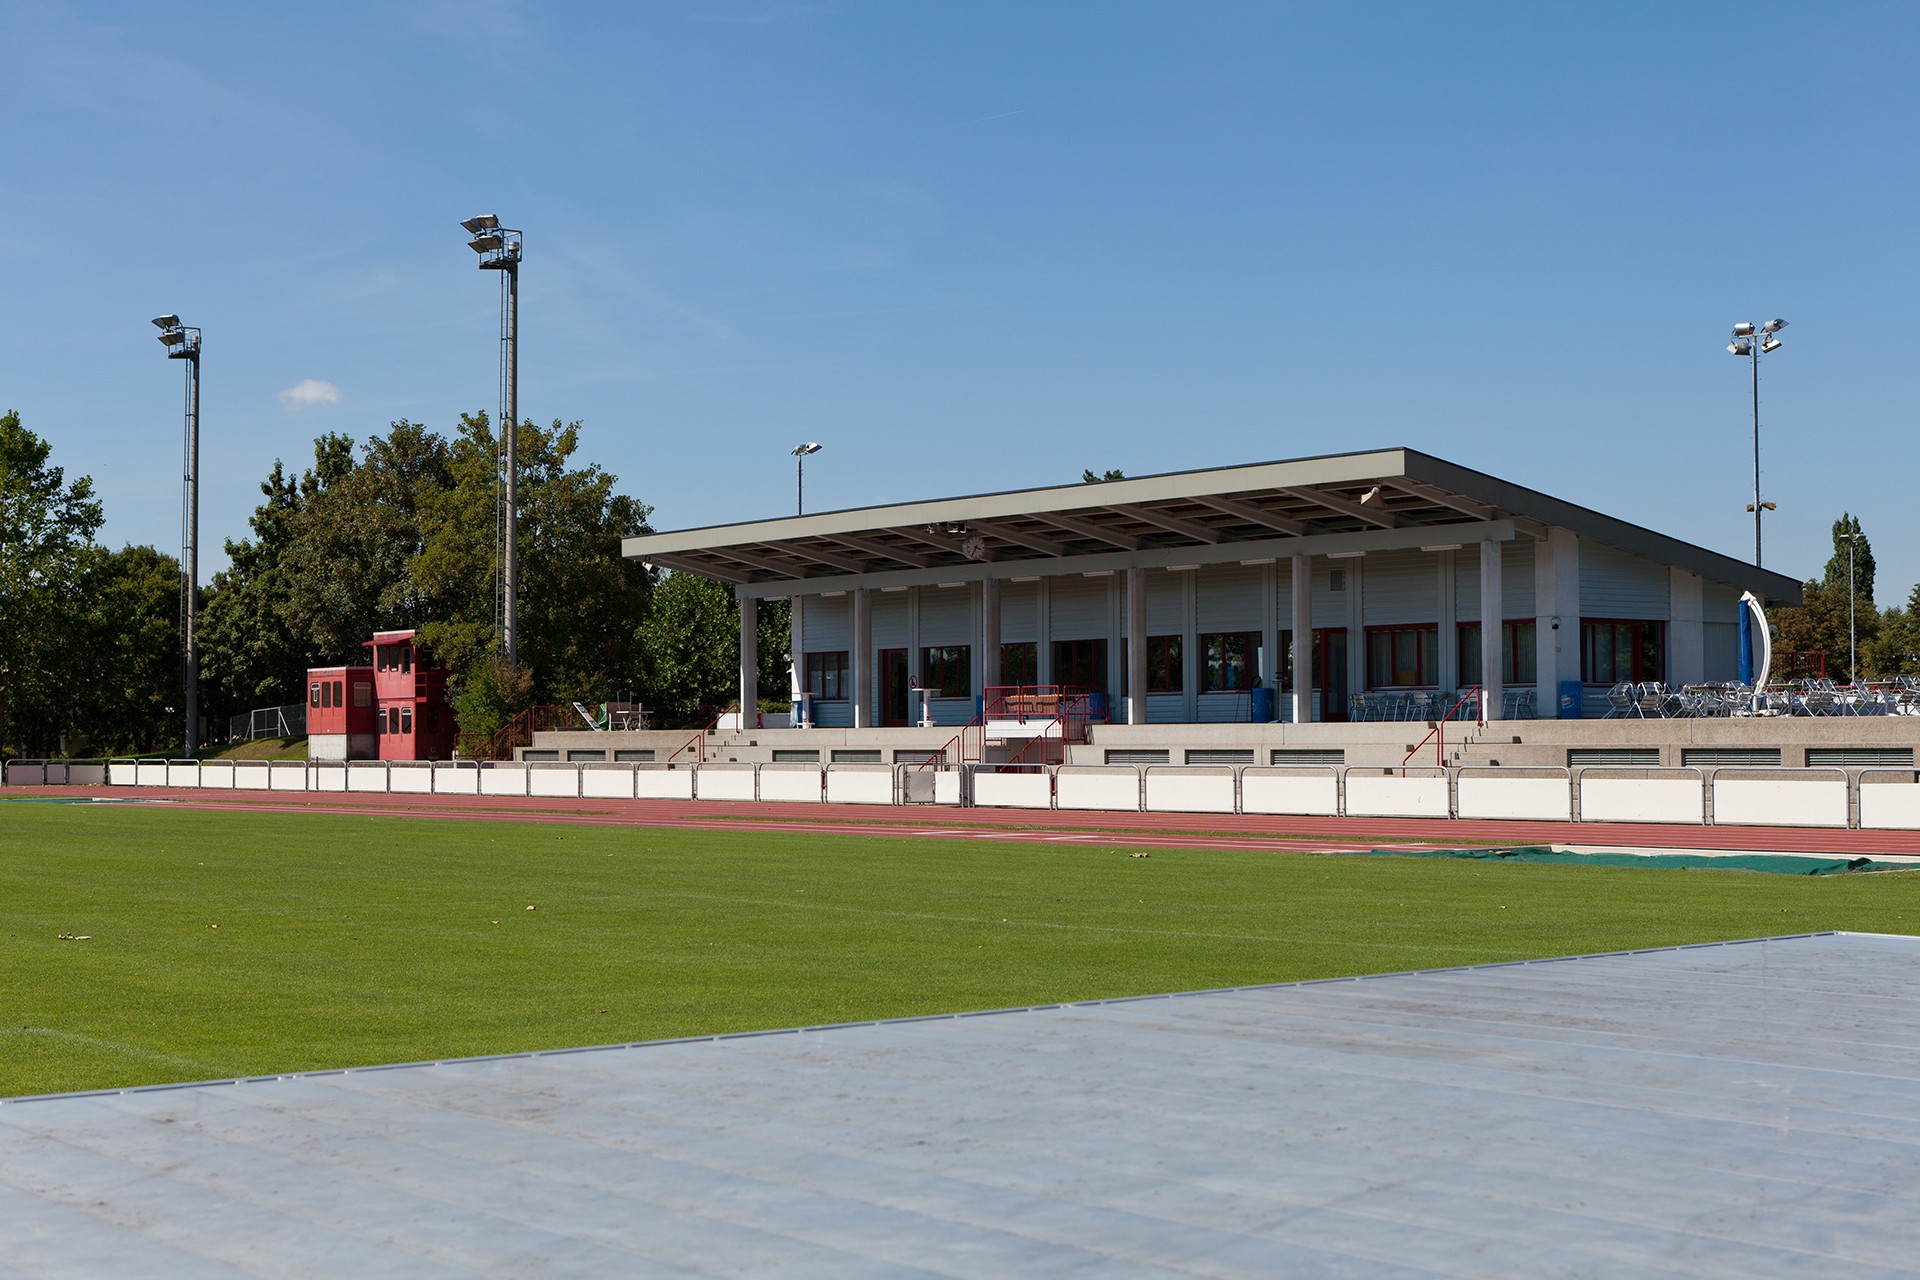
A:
[1270,749,1346,766]
[566,750,608,762]
[1569,748,1659,767]
[521,750,560,762]
[1185,748,1254,765]
[772,750,820,763]
[1105,749,1169,765]
[614,749,655,762]
[831,749,882,764]
[1808,747,1915,768]
[892,749,944,765]
[1682,748,1783,767]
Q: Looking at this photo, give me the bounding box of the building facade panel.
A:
[1579,540,1671,619]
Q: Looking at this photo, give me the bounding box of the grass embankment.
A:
[207,737,308,762]
[2,804,1915,1098]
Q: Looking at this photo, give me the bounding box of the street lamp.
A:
[461,214,524,666]
[792,441,822,516]
[152,315,202,754]
[1726,317,1787,567]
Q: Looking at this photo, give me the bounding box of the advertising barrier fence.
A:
[8,756,1920,831]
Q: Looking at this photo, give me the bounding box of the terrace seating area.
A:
[1349,688,1536,722]
[1603,677,1920,718]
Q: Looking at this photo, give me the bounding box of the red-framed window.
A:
[1001,642,1037,686]
[1119,635,1184,693]
[805,651,848,700]
[1581,619,1665,684]
[400,706,413,735]
[1457,620,1538,687]
[1365,625,1440,688]
[920,645,972,697]
[309,681,322,708]
[1052,638,1108,693]
[1201,632,1261,693]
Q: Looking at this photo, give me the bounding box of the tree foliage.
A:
[1820,513,1875,606]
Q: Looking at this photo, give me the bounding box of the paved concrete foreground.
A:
[4,933,1920,1278]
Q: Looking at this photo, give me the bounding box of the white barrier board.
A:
[759,768,823,803]
[825,769,893,805]
[1346,774,1450,819]
[581,768,635,799]
[233,762,272,791]
[1054,769,1140,812]
[1714,777,1848,828]
[635,769,696,800]
[1143,771,1236,814]
[309,763,348,793]
[268,762,308,792]
[109,761,139,786]
[135,762,167,786]
[697,767,757,801]
[529,768,580,798]
[389,766,434,794]
[1240,773,1338,816]
[433,766,479,795]
[972,772,1052,809]
[1861,782,1920,830]
[934,773,962,805]
[1579,778,1702,824]
[166,763,199,787]
[347,765,389,794]
[199,762,236,790]
[479,766,528,797]
[1456,777,1572,823]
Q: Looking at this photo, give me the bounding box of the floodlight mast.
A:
[1726,317,1788,567]
[152,316,202,753]
[463,216,523,665]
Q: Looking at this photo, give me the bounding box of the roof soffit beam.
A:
[1379,477,1500,521]
[1032,511,1144,551]
[1109,504,1222,544]
[888,526,996,561]
[1191,494,1309,536]
[1280,485,1402,529]
[713,546,800,576]
[647,552,747,584]
[734,519,1519,599]
[964,519,1067,557]
[788,542,872,573]
[825,533,932,569]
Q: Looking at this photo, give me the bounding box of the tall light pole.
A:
[1847,529,1862,685]
[462,215,524,666]
[1726,317,1787,567]
[792,441,822,515]
[153,315,201,754]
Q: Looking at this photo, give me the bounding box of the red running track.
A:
[13,784,1920,857]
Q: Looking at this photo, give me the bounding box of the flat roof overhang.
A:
[623,447,1805,604]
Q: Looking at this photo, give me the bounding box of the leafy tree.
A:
[0,411,103,755]
[78,544,185,754]
[1082,468,1125,483]
[414,412,656,713]
[1864,585,1920,678]
[630,573,790,726]
[1772,579,1880,684]
[1821,513,1876,606]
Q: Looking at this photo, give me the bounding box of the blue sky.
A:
[6,2,1916,602]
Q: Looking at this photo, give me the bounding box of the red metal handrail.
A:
[461,704,571,762]
[1400,685,1482,773]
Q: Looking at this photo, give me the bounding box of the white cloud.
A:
[279,379,342,410]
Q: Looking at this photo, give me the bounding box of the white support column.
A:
[1260,561,1279,722]
[1344,556,1365,719]
[738,595,758,730]
[981,577,1001,695]
[1290,554,1314,723]
[852,588,873,728]
[1479,540,1503,722]
[1435,550,1457,695]
[1669,567,1705,686]
[789,594,806,727]
[1534,527,1580,716]
[1126,566,1148,724]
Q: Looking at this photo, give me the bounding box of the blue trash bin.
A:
[1250,687,1276,723]
[1558,679,1583,720]
[1086,692,1110,722]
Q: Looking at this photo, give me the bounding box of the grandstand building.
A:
[620,447,1799,739]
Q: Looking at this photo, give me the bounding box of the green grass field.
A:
[4,802,1917,1099]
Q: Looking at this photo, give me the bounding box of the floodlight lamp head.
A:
[1728,340,1752,356]
[151,314,181,330]
[1764,318,1787,333]
[1761,336,1781,353]
[792,441,822,456]
[1732,322,1756,338]
[468,233,503,253]
[158,329,186,346]
[460,214,499,234]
